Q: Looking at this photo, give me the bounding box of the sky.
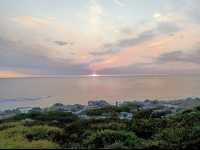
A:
[0,0,200,77]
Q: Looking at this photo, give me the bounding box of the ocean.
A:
[0,75,200,110]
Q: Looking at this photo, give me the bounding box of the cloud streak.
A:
[0,37,90,75]
[11,16,55,28]
[113,0,125,7]
[92,21,180,56]
[0,0,200,76]
[54,41,73,46]
[157,49,200,64]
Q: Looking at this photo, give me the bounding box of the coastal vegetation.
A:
[0,100,199,149]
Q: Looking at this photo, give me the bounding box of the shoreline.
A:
[0,96,199,109]
[1,97,200,120]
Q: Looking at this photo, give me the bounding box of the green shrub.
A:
[118,102,140,112]
[86,106,119,116]
[83,129,140,149]
[12,111,79,123]
[25,125,64,142]
[155,127,188,149]
[0,123,60,149]
[104,142,129,149]
[131,118,166,139]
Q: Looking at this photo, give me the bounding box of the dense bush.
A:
[0,106,199,149]
[131,118,166,139]
[118,102,140,112]
[12,111,79,124]
[86,106,119,116]
[0,123,60,149]
[86,103,140,116]
[25,125,64,142]
[83,129,140,149]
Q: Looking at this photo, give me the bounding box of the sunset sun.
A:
[90,73,99,77]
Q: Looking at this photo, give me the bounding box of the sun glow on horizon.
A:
[88,73,115,77]
[0,71,27,78]
[90,73,99,77]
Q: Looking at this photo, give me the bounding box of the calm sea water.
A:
[0,75,200,110]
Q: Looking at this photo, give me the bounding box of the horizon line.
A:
[0,73,200,79]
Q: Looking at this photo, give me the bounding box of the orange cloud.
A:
[100,23,200,70]
[0,71,27,78]
[12,16,55,28]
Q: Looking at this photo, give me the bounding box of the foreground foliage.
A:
[0,106,199,149]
